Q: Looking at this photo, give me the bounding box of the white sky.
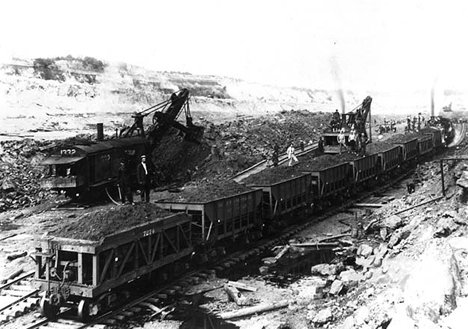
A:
[1,0,468,92]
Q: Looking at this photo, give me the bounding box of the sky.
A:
[1,0,468,93]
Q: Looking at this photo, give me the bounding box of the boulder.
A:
[382,214,404,230]
[357,244,374,258]
[310,263,340,276]
[403,242,461,323]
[329,279,345,295]
[313,308,333,325]
[339,268,365,284]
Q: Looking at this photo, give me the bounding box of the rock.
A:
[382,214,404,230]
[297,285,323,300]
[357,244,373,258]
[354,306,370,326]
[387,305,416,329]
[329,280,345,295]
[434,216,458,238]
[338,316,356,329]
[403,242,461,323]
[339,269,364,284]
[442,296,468,329]
[259,266,269,275]
[310,263,340,276]
[388,228,411,249]
[313,308,333,325]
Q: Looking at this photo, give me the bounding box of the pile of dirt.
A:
[366,141,397,153]
[48,203,174,240]
[388,132,421,143]
[152,110,331,186]
[296,153,357,172]
[162,180,253,203]
[242,166,304,185]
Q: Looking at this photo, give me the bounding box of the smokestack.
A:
[97,123,104,141]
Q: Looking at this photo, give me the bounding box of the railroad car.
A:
[33,210,192,321]
[154,188,264,248]
[244,173,311,221]
[416,135,434,158]
[367,143,401,175]
[391,137,418,163]
[421,127,443,150]
[40,136,148,198]
[347,154,379,187]
[305,162,351,207]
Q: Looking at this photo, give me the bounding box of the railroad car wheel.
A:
[40,296,59,319]
[78,299,93,322]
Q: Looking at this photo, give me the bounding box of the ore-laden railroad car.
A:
[40,137,148,198]
[33,212,192,321]
[422,127,443,150]
[245,173,311,220]
[374,145,401,174]
[154,189,264,247]
[391,138,418,163]
[347,154,379,187]
[416,135,434,158]
[305,162,351,207]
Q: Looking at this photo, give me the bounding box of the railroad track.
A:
[0,271,39,324]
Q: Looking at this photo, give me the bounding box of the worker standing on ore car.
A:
[137,155,151,202]
[117,160,133,204]
[358,133,368,156]
[287,143,298,166]
[337,128,347,154]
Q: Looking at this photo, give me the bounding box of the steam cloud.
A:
[329,56,345,114]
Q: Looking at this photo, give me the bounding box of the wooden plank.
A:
[354,203,384,208]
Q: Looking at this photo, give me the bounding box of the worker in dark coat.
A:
[117,160,133,204]
[137,155,152,202]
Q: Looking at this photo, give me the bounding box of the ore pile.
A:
[48,203,173,240]
[366,141,396,154]
[242,166,303,185]
[296,153,359,171]
[153,110,330,185]
[388,133,421,143]
[0,139,55,212]
[163,180,253,203]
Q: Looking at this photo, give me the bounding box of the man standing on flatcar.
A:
[137,155,151,202]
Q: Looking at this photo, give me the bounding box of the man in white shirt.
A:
[287,143,298,166]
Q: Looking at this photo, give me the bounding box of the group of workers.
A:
[337,127,368,156]
[117,155,153,204]
[406,113,425,132]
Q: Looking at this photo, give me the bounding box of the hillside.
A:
[0,56,363,139]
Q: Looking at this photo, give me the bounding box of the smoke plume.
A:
[329,56,345,113]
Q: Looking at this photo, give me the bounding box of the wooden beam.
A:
[354,203,384,208]
[218,300,289,320]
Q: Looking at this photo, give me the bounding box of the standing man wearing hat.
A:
[137,154,151,202]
